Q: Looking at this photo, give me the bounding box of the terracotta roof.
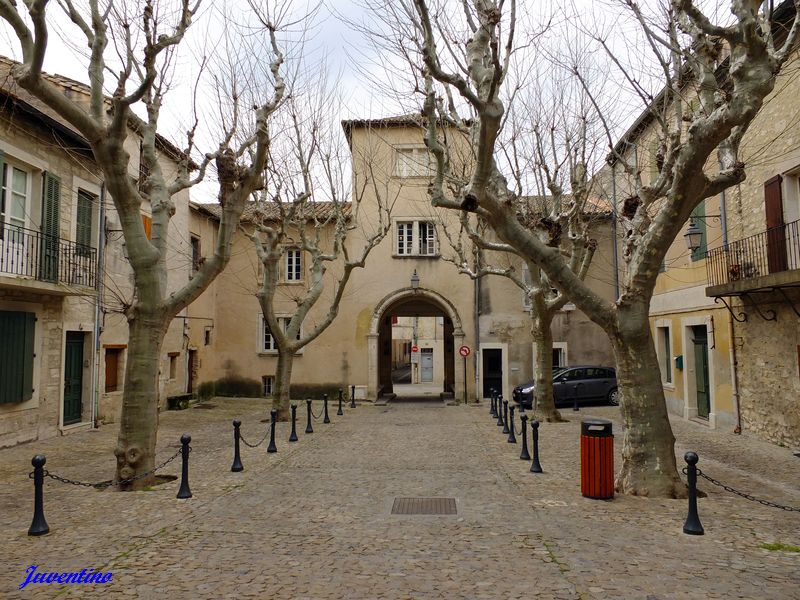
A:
[191,200,352,223]
[0,55,192,166]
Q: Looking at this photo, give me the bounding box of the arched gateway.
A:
[367,287,465,400]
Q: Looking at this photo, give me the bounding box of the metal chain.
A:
[36,447,183,489]
[240,427,270,449]
[683,467,800,512]
[310,405,323,421]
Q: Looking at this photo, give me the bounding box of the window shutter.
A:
[0,311,35,404]
[40,172,61,282]
[689,201,707,262]
[76,191,93,249]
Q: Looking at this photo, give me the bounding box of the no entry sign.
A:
[459,345,471,357]
[412,345,418,352]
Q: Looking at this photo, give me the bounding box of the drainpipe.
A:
[611,162,620,299]
[474,275,481,400]
[719,183,740,432]
[92,183,106,428]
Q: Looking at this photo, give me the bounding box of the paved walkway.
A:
[1,399,798,599]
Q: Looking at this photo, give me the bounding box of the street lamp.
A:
[410,269,420,290]
[683,220,704,252]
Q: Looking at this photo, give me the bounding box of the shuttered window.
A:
[0,310,35,404]
[76,190,93,256]
[40,172,61,282]
[105,347,123,392]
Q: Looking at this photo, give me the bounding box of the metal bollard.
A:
[350,384,357,409]
[323,394,331,424]
[507,405,517,443]
[489,388,496,416]
[289,405,298,442]
[177,434,193,499]
[337,388,344,416]
[28,455,50,536]
[305,399,314,434]
[267,410,278,453]
[502,400,510,435]
[573,383,581,411]
[683,452,705,535]
[519,415,530,460]
[231,420,244,472]
[530,421,543,473]
[496,394,505,427]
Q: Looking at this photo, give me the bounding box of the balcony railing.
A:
[706,219,800,288]
[0,224,97,288]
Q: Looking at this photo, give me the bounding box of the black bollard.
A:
[289,405,298,442]
[530,421,543,473]
[683,452,705,535]
[177,434,193,499]
[323,393,331,424]
[489,388,496,416]
[519,415,530,460]
[305,399,314,434]
[507,405,517,443]
[231,420,244,472]
[502,400,510,435]
[267,410,278,453]
[496,394,505,427]
[337,388,344,416]
[573,383,581,411]
[350,385,357,409]
[28,455,50,536]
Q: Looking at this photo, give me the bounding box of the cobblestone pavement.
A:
[1,398,798,599]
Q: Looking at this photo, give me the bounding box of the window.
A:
[0,160,30,240]
[285,249,302,281]
[75,190,94,256]
[204,326,212,346]
[0,310,35,404]
[395,147,431,178]
[552,348,564,368]
[104,347,124,392]
[689,201,707,261]
[168,352,179,380]
[260,316,301,352]
[395,220,437,256]
[262,375,274,397]
[190,236,201,273]
[657,326,672,384]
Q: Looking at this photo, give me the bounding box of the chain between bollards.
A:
[682,452,704,535]
[305,399,314,434]
[507,405,517,443]
[267,410,278,453]
[530,421,543,473]
[350,384,357,409]
[231,420,244,472]
[27,455,49,536]
[176,434,192,499]
[323,394,331,424]
[519,415,530,460]
[289,404,299,442]
[337,388,344,416]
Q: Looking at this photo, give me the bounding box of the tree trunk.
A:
[611,308,685,498]
[273,349,294,421]
[531,313,565,422]
[114,311,168,490]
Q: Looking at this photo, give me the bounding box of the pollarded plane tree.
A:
[0,0,293,487]
[363,0,800,497]
[249,92,394,420]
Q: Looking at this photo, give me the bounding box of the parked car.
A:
[512,366,618,408]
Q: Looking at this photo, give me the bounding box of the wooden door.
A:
[765,176,788,274]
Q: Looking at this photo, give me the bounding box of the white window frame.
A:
[258,314,302,353]
[262,375,274,397]
[1,161,32,234]
[419,221,437,255]
[395,220,438,257]
[285,248,302,282]
[394,146,431,178]
[655,321,674,387]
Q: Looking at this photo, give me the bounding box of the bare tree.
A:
[249,93,393,419]
[360,0,800,497]
[0,0,294,487]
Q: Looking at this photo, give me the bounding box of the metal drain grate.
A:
[391,497,457,515]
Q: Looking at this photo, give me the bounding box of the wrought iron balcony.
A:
[0,224,97,289]
[706,219,800,291]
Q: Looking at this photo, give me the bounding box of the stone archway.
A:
[367,287,465,400]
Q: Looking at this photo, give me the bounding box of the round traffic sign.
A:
[411,345,418,352]
[459,345,471,357]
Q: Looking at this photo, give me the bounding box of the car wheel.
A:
[607,387,619,406]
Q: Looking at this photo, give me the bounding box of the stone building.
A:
[188,116,616,402]
[0,57,192,448]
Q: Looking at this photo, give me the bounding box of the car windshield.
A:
[552,367,567,378]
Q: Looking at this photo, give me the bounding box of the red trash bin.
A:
[580,419,614,499]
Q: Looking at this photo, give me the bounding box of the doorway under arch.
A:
[367,287,465,400]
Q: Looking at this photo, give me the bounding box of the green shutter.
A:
[39,172,61,282]
[690,201,707,262]
[76,190,93,255]
[0,311,35,404]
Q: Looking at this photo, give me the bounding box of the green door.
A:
[692,326,710,419]
[63,332,83,425]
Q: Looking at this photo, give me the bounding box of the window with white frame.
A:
[0,162,30,240]
[260,315,301,352]
[262,375,274,396]
[656,326,672,384]
[395,147,431,178]
[285,249,302,282]
[395,220,437,256]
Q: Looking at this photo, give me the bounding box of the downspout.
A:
[719,183,740,432]
[474,274,481,400]
[92,182,106,428]
[611,162,620,299]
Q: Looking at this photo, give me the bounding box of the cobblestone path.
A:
[1,398,798,599]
